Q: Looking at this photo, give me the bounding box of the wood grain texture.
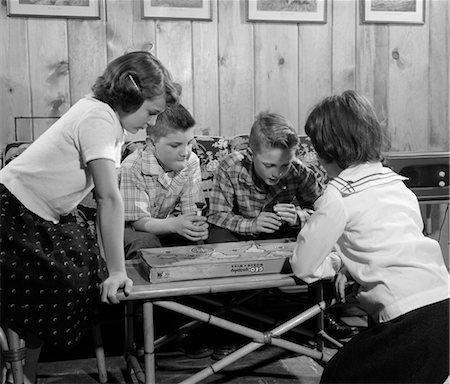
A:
[331,0,356,93]
[192,0,219,136]
[217,0,254,136]
[254,23,299,130]
[298,7,332,135]
[27,18,70,139]
[68,18,107,104]
[156,21,194,114]
[388,21,430,152]
[0,3,31,146]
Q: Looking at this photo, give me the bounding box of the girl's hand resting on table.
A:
[173,213,209,241]
[251,212,282,234]
[100,271,133,304]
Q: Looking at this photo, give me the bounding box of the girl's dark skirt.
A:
[320,298,449,383]
[0,184,108,348]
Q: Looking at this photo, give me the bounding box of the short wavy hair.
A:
[148,104,195,141]
[92,51,181,113]
[305,90,385,169]
[249,112,298,153]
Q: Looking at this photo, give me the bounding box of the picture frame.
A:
[6,0,100,19]
[141,0,212,21]
[362,0,425,24]
[247,0,327,24]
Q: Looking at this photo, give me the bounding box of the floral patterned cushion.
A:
[192,136,230,197]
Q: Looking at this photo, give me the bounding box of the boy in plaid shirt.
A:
[120,104,208,258]
[207,112,322,243]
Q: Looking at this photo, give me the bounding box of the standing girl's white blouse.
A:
[290,162,449,322]
[0,96,125,223]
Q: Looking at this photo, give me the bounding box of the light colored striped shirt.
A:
[120,144,205,222]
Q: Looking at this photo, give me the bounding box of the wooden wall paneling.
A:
[68,17,107,104]
[298,9,332,135]
[331,0,356,93]
[356,12,389,143]
[192,0,219,136]
[129,0,156,142]
[131,0,156,54]
[356,22,376,101]
[130,0,156,142]
[217,0,254,137]
[428,0,449,151]
[106,0,155,62]
[27,19,70,139]
[253,23,299,130]
[372,25,389,138]
[0,4,32,147]
[106,0,133,61]
[387,21,430,151]
[156,21,194,115]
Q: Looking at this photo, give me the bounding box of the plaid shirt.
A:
[120,144,205,222]
[208,149,322,235]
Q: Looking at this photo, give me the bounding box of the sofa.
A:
[2,134,327,230]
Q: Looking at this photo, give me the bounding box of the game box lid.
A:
[138,239,296,283]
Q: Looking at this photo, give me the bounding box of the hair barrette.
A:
[128,74,140,92]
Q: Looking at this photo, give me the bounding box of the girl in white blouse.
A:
[290,90,449,383]
[0,51,180,383]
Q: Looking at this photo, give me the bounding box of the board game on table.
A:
[138,238,296,283]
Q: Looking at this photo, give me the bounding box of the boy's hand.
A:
[251,212,282,234]
[174,213,209,241]
[273,203,298,226]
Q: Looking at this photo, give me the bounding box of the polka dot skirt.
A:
[0,185,108,348]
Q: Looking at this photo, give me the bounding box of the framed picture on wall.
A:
[142,0,212,20]
[247,0,327,23]
[6,0,100,18]
[362,0,425,24]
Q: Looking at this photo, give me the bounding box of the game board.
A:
[138,239,296,283]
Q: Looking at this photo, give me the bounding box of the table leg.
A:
[124,302,134,352]
[143,301,156,384]
[311,282,324,351]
